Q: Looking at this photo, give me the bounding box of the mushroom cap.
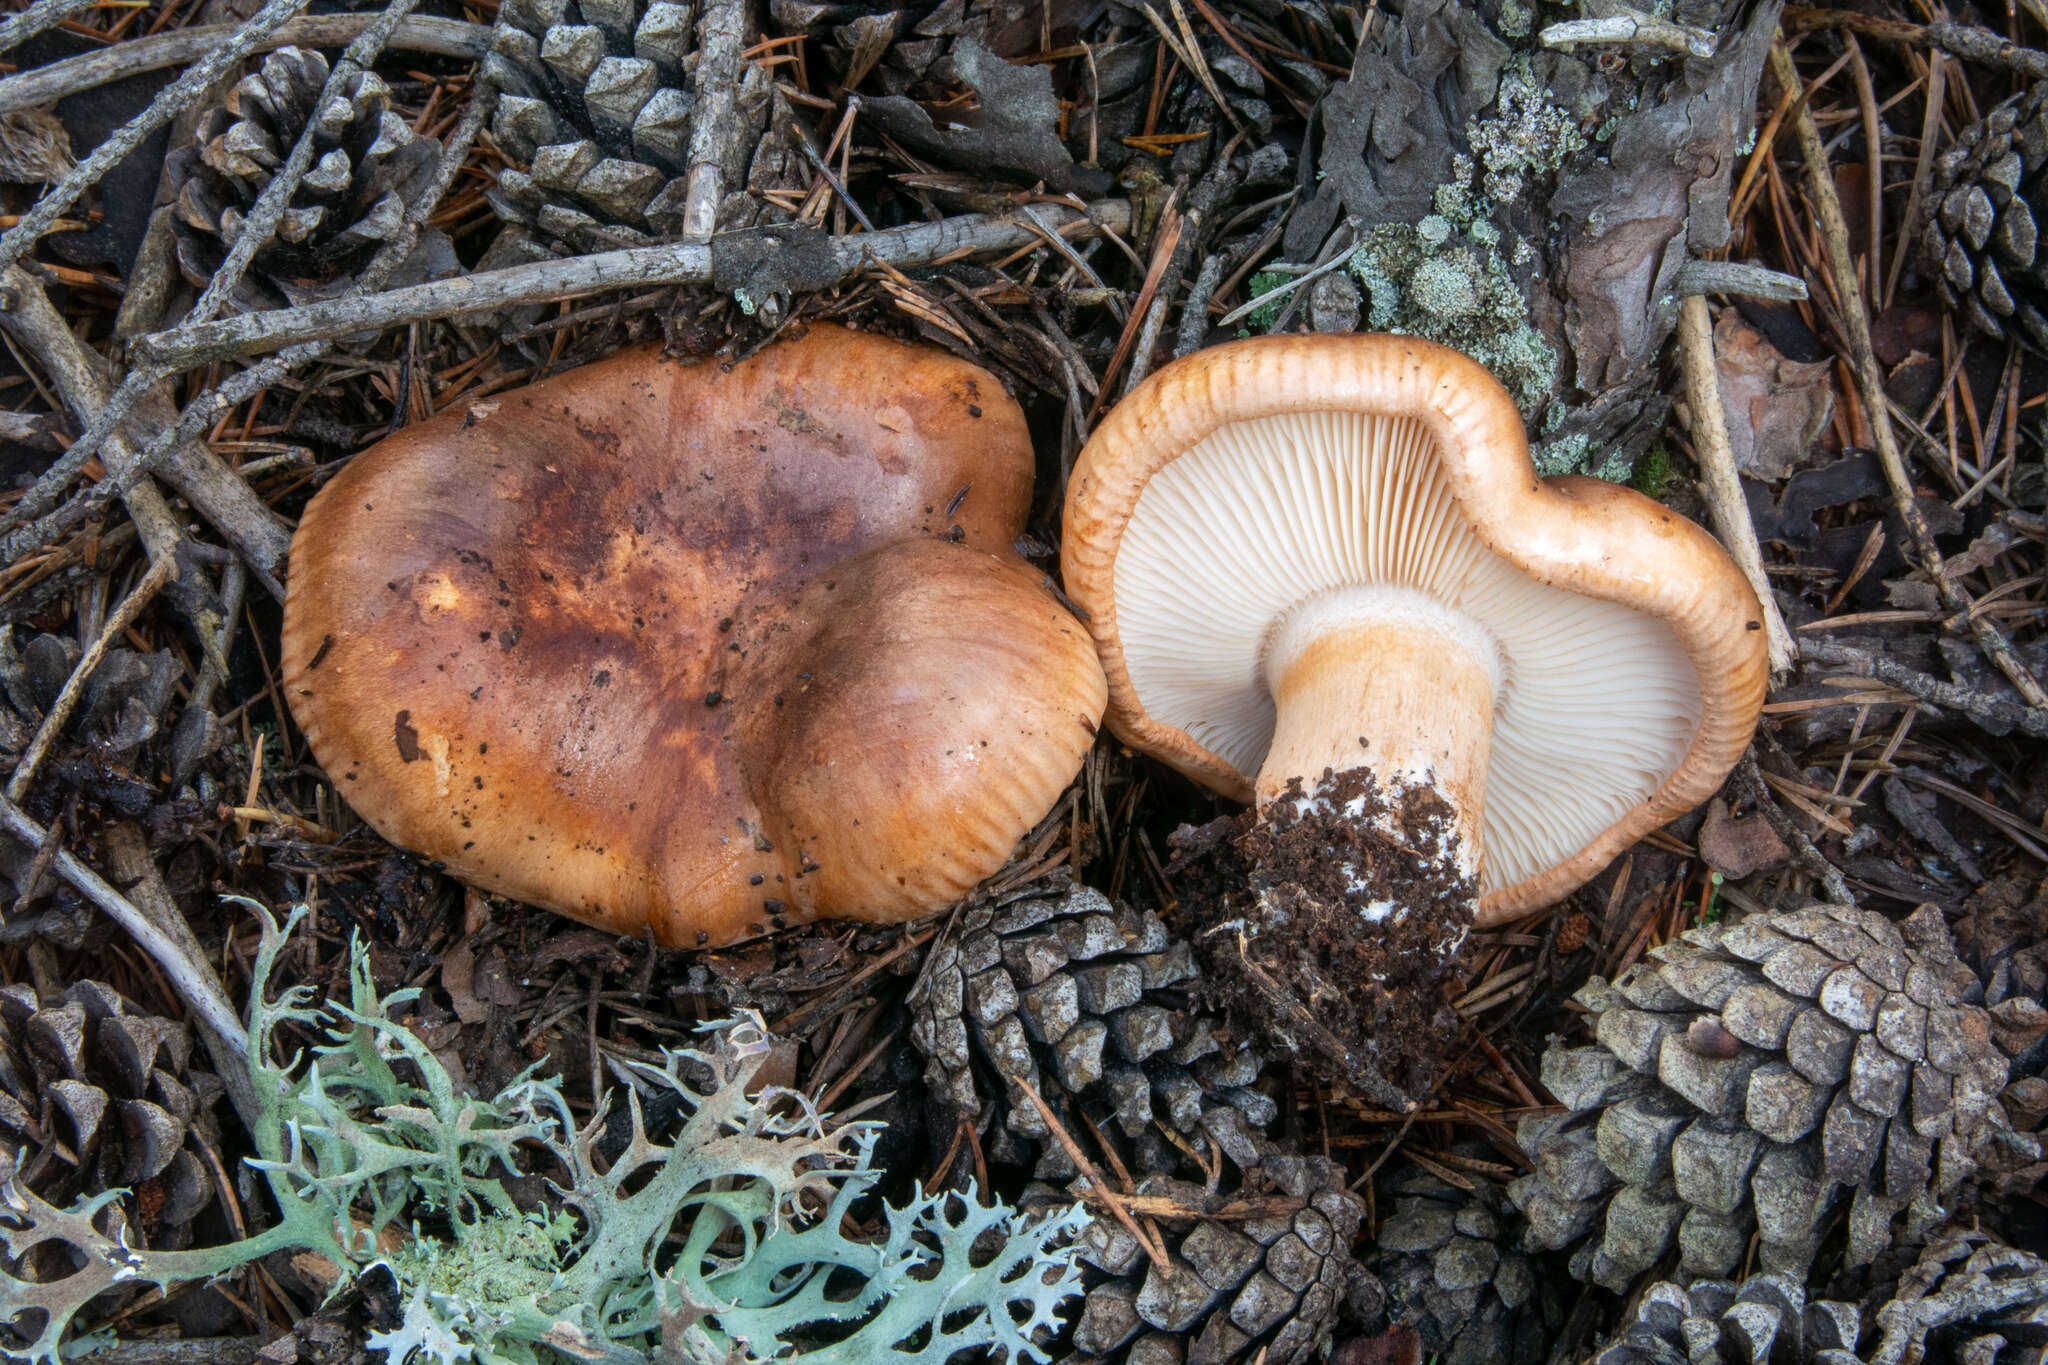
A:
[283,326,1106,947]
[1062,333,1767,918]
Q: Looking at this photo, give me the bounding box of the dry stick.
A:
[132,382,294,582]
[187,559,245,718]
[0,0,313,276]
[105,824,261,1131]
[1735,753,1856,905]
[0,253,284,603]
[0,333,292,591]
[0,364,293,589]
[0,266,185,574]
[1781,6,2048,76]
[1174,253,1223,357]
[1676,296,1797,674]
[61,1340,260,1365]
[0,0,99,57]
[1799,637,2048,738]
[1670,259,1810,300]
[1123,138,1248,395]
[1009,1073,1171,1273]
[1770,41,2048,709]
[0,14,488,114]
[7,556,177,805]
[0,796,247,1052]
[1923,19,2048,77]
[680,0,751,238]
[133,201,1133,371]
[0,77,496,579]
[0,365,150,534]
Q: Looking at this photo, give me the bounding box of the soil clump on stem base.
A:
[1169,764,1472,1112]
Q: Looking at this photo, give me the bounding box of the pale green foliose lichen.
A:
[1467,60,1588,204]
[0,903,1086,1365]
[1343,152,1557,414]
[1532,430,1632,481]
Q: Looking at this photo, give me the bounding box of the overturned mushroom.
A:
[283,326,1106,948]
[1063,334,1766,1103]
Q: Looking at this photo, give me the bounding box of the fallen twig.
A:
[1670,259,1809,300]
[0,267,288,594]
[1677,295,1797,675]
[0,267,187,577]
[1121,137,1247,396]
[1785,8,2048,76]
[0,14,488,114]
[1736,753,1856,905]
[1923,19,2048,77]
[6,554,177,805]
[0,0,99,58]
[103,823,262,1132]
[131,201,1134,371]
[1798,637,2048,738]
[680,0,752,238]
[1770,41,2048,708]
[0,363,292,592]
[0,796,247,1053]
[0,78,497,582]
[55,1341,260,1365]
[1542,10,1718,57]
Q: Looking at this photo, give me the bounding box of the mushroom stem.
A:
[1256,585,1503,872]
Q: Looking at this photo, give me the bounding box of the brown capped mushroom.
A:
[282,326,1106,948]
[1063,333,1766,1101]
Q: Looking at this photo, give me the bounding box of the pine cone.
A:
[0,980,222,1248]
[1924,83,2048,351]
[1020,1154,1372,1365]
[1510,904,2021,1291]
[1955,880,2048,1210]
[168,47,442,304]
[1367,1164,1563,1365]
[910,880,1374,1365]
[1588,1273,1860,1365]
[911,881,1277,1182]
[0,628,204,800]
[480,0,786,254]
[767,1,1011,97]
[1590,1228,2048,1365]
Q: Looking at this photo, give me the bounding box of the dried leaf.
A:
[861,38,1109,193]
[1943,515,2023,579]
[1552,0,1783,390]
[1283,0,1506,258]
[1712,309,1833,480]
[439,942,489,1026]
[1697,798,1790,880]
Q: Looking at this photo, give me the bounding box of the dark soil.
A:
[1168,766,1473,1112]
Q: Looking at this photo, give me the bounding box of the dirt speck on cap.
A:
[1168,764,1473,1110]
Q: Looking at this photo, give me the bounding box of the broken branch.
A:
[130,202,1133,371]
[1677,294,1797,675]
